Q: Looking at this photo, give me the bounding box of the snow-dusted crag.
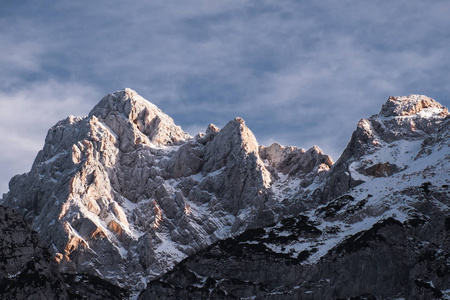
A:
[1,89,331,291]
[321,95,448,202]
[140,95,450,299]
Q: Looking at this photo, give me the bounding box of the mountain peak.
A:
[89,89,190,146]
[202,117,262,172]
[321,94,449,202]
[223,117,260,155]
[379,94,449,118]
[90,88,154,117]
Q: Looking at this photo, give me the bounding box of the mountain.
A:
[1,91,448,299]
[139,95,450,299]
[0,88,331,292]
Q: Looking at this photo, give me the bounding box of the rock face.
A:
[141,211,450,299]
[140,96,450,299]
[321,94,448,202]
[0,205,128,300]
[1,88,331,291]
[0,205,70,300]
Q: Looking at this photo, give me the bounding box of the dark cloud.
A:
[1,0,449,193]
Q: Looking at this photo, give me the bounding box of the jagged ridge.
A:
[1,88,331,291]
[139,95,450,299]
[2,91,448,298]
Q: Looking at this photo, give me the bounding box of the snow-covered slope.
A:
[140,95,450,299]
[1,88,331,291]
[321,94,448,202]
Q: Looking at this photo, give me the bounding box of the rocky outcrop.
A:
[363,162,398,177]
[61,273,130,300]
[0,205,128,300]
[321,95,449,202]
[89,88,190,147]
[380,95,448,117]
[0,205,70,300]
[1,89,331,291]
[260,143,332,177]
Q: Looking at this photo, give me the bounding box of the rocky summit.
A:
[1,90,449,299]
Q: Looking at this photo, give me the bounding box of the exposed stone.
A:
[1,89,332,291]
[0,205,127,299]
[364,162,398,177]
[140,186,450,300]
[320,94,449,202]
[380,95,448,117]
[139,95,450,300]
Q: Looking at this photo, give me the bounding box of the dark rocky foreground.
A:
[139,189,450,299]
[0,205,128,300]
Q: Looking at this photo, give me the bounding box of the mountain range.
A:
[1,89,449,299]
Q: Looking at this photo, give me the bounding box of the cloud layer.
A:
[1,0,450,194]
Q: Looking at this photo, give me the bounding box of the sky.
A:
[1,1,450,195]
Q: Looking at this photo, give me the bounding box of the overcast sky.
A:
[1,1,450,195]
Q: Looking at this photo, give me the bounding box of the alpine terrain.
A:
[1,90,449,299]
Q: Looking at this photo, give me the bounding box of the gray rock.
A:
[0,205,128,299]
[1,89,330,292]
[139,95,450,300]
[320,94,449,202]
[140,186,450,300]
[0,205,70,300]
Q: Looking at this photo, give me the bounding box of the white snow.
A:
[262,128,449,264]
[121,196,139,211]
[116,245,128,259]
[189,166,226,183]
[42,151,67,164]
[271,171,303,202]
[415,106,446,119]
[154,232,187,266]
